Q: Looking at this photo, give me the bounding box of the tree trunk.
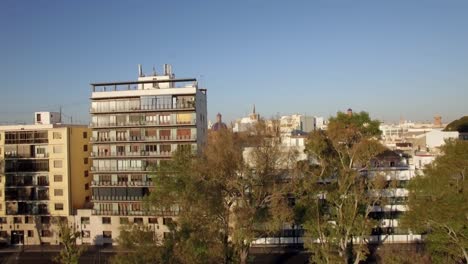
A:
[461,246,468,264]
[353,251,361,264]
[240,247,249,264]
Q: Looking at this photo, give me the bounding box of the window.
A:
[176,113,192,124]
[54,160,63,168]
[81,217,90,225]
[84,170,89,177]
[133,217,143,224]
[41,216,50,224]
[28,230,34,237]
[36,113,41,122]
[148,218,158,224]
[54,189,63,196]
[14,217,22,224]
[83,132,87,139]
[0,231,8,238]
[83,145,88,152]
[25,216,33,224]
[120,217,129,224]
[53,146,63,153]
[41,230,52,237]
[55,203,64,210]
[85,183,89,190]
[159,114,171,124]
[82,230,91,238]
[53,132,62,139]
[0,218,6,224]
[103,231,112,239]
[163,218,172,225]
[102,217,111,224]
[84,158,88,165]
[54,175,63,182]
[37,147,46,155]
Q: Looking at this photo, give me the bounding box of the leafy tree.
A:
[295,111,386,264]
[113,224,169,264]
[53,217,85,264]
[401,140,468,263]
[117,120,295,264]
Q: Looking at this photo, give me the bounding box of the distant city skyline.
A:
[1,0,467,125]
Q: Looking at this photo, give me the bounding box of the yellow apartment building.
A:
[0,112,91,245]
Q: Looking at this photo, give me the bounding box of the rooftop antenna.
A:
[152,65,157,76]
[138,64,144,77]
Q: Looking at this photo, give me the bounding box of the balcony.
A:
[90,135,196,143]
[6,202,49,215]
[89,120,196,129]
[91,180,154,187]
[92,195,145,202]
[4,153,50,159]
[90,103,195,114]
[91,166,150,173]
[90,151,173,159]
[91,209,178,216]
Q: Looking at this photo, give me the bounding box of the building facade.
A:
[0,112,91,245]
[87,65,207,244]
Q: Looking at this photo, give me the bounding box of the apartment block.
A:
[0,112,91,245]
[88,64,207,240]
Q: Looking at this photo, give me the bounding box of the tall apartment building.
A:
[0,112,91,245]
[89,64,207,219]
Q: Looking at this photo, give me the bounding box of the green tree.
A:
[116,120,295,264]
[295,111,386,264]
[401,140,468,263]
[113,224,169,264]
[53,217,85,264]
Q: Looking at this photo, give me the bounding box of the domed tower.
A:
[211,113,228,131]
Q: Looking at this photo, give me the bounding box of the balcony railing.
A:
[89,120,196,128]
[90,103,195,114]
[90,135,196,143]
[91,166,153,172]
[5,181,49,187]
[91,180,154,187]
[91,151,173,159]
[92,196,144,201]
[91,209,178,216]
[4,153,50,159]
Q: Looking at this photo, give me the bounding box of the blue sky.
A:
[1,0,467,125]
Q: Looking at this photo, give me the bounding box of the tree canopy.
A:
[295,111,386,264]
[401,139,468,263]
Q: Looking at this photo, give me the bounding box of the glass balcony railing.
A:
[91,151,174,159]
[91,180,154,187]
[90,119,196,128]
[90,102,195,113]
[90,135,196,143]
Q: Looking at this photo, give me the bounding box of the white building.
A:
[232,105,259,133]
[279,114,315,137]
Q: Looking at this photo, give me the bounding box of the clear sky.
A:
[1,0,467,125]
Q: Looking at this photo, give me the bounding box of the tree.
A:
[53,217,85,264]
[401,140,468,263]
[295,111,386,264]
[113,224,169,264]
[117,120,295,264]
